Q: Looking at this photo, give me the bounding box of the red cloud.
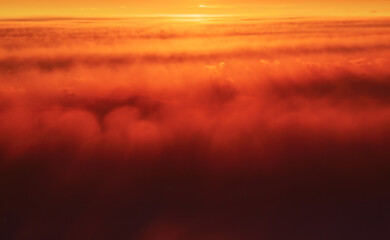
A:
[1,17,390,240]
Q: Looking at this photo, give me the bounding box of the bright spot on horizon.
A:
[199,5,207,8]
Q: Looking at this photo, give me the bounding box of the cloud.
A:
[1,17,390,240]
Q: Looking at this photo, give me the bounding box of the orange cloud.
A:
[1,17,390,239]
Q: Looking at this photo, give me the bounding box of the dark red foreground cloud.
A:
[1,17,390,239]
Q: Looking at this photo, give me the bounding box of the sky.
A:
[0,0,390,17]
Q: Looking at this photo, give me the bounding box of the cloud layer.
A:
[1,17,390,239]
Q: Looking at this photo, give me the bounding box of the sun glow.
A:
[1,0,389,17]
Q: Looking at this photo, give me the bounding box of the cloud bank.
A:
[1,17,390,239]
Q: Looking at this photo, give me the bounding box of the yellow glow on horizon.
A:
[0,0,389,17]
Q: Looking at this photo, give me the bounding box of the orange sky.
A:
[0,0,389,17]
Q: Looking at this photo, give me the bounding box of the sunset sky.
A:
[1,0,390,238]
[1,0,390,17]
